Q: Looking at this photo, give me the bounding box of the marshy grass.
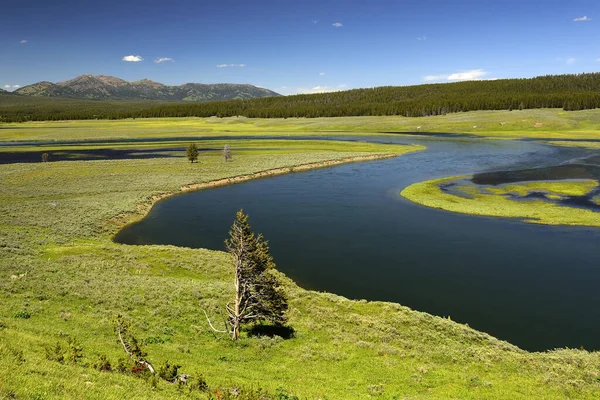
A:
[402,177,600,227]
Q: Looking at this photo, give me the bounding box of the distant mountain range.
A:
[12,75,280,101]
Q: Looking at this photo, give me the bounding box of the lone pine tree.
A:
[210,210,288,340]
[186,143,199,163]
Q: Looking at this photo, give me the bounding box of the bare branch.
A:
[202,309,229,334]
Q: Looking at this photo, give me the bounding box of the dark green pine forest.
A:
[2,73,600,122]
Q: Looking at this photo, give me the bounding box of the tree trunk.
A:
[232,257,241,340]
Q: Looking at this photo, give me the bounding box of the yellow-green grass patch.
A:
[3,109,600,143]
[401,177,600,227]
[547,141,600,149]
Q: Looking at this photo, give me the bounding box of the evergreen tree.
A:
[222,210,288,340]
[186,143,199,163]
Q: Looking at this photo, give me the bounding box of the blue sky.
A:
[2,0,600,95]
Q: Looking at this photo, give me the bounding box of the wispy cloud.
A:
[424,69,488,82]
[3,84,21,91]
[319,72,325,76]
[574,16,591,22]
[122,55,143,62]
[19,39,27,44]
[424,74,447,81]
[154,57,173,64]
[417,36,427,41]
[312,20,318,24]
[297,84,347,94]
[332,22,343,28]
[216,64,246,68]
[556,57,576,64]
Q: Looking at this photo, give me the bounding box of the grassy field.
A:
[548,141,600,149]
[401,177,600,227]
[3,108,600,142]
[1,122,600,399]
[0,139,412,156]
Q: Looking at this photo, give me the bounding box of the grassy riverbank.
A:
[401,177,600,228]
[3,108,600,142]
[1,131,600,399]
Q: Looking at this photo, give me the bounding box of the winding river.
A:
[115,136,600,351]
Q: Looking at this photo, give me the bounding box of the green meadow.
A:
[3,108,600,143]
[1,118,600,399]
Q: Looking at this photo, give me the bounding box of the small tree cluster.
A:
[44,336,83,364]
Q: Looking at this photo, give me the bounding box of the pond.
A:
[115,136,600,351]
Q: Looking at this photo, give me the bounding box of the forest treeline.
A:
[2,73,600,122]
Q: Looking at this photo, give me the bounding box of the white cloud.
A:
[154,57,173,64]
[3,84,21,91]
[417,36,427,41]
[19,40,27,44]
[424,69,489,82]
[122,55,143,62]
[319,72,325,76]
[216,64,246,68]
[423,75,446,82]
[556,57,576,64]
[312,20,318,24]
[596,58,600,62]
[332,22,343,28]
[574,16,591,22]
[448,69,488,80]
[297,84,347,94]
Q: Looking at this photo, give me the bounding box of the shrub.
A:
[45,342,65,363]
[93,354,112,372]
[66,337,84,364]
[1,346,25,365]
[367,384,385,396]
[275,387,300,400]
[143,336,166,344]
[13,310,31,319]
[158,360,181,383]
[188,373,209,392]
[116,357,131,373]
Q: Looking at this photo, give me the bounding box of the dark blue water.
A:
[115,137,600,351]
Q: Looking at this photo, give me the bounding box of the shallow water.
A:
[115,137,600,351]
